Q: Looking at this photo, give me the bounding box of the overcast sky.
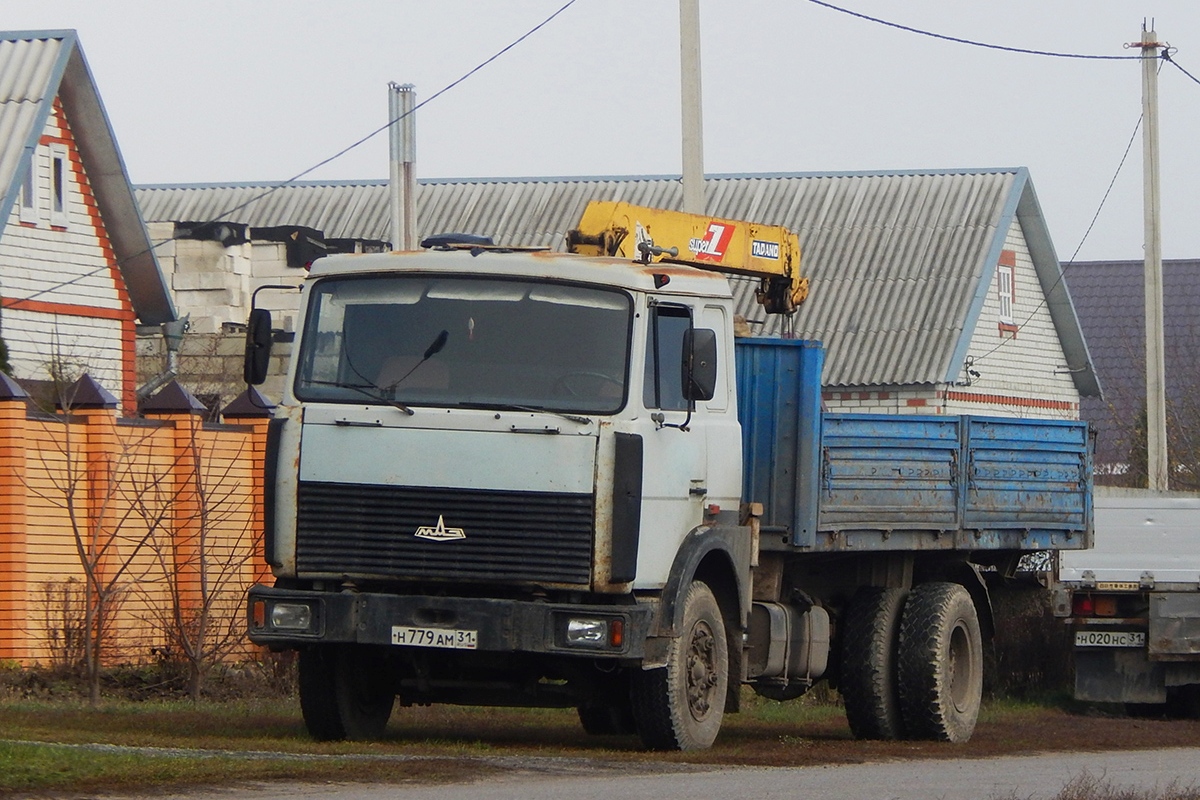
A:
[7,1,1200,261]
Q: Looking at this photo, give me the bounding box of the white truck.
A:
[244,203,1093,749]
[1055,487,1200,713]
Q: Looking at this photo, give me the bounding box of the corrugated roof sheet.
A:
[136,169,1085,389]
[0,35,60,210]
[1066,259,1200,469]
[0,30,175,325]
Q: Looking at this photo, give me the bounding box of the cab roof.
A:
[305,248,734,301]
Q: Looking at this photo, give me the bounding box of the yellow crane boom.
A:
[565,200,808,315]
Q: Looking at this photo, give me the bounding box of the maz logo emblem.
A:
[414,515,466,542]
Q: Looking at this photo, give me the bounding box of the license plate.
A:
[391,625,477,650]
[1075,630,1146,648]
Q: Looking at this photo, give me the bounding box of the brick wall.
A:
[0,378,269,666]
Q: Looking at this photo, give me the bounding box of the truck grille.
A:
[295,481,594,585]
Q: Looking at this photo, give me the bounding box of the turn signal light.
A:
[251,599,266,629]
[609,618,624,648]
[1094,596,1119,617]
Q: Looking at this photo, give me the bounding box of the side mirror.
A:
[243,308,273,385]
[681,328,718,402]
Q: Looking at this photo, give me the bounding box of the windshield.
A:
[294,275,632,414]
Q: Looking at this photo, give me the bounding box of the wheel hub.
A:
[686,620,719,721]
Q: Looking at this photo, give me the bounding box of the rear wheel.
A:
[840,587,907,740]
[631,581,728,750]
[299,645,394,741]
[897,582,983,743]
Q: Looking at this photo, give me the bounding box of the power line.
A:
[6,0,581,310]
[1164,50,1200,87]
[807,0,1141,60]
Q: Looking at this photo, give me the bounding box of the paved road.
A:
[140,747,1200,800]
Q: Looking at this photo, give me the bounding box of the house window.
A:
[997,249,1017,335]
[49,143,69,228]
[997,264,1014,323]
[18,151,37,224]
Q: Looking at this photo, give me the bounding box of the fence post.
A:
[142,381,208,616]
[61,375,120,666]
[0,374,29,662]
[222,388,275,587]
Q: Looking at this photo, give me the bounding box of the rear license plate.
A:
[1075,630,1146,648]
[391,626,478,650]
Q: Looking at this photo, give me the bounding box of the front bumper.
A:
[247,585,655,659]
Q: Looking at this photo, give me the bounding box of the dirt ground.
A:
[315,697,1200,769]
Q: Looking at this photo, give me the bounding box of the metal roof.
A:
[136,169,1097,393]
[0,30,174,325]
[1066,259,1200,470]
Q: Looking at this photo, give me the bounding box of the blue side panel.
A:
[733,338,1092,552]
[964,416,1092,530]
[734,338,823,547]
[819,415,961,531]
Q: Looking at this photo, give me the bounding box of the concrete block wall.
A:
[138,331,293,412]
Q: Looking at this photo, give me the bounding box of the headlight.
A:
[566,618,608,646]
[270,603,313,631]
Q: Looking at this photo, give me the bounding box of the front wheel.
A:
[896,582,983,742]
[631,581,728,751]
[299,645,394,741]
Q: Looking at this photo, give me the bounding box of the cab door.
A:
[630,301,708,588]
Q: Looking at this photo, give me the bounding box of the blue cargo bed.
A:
[736,338,1092,552]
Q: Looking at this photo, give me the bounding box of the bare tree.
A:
[26,384,171,704]
[130,423,255,701]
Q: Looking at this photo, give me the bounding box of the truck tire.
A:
[840,587,907,740]
[631,581,728,750]
[897,582,983,743]
[299,645,394,741]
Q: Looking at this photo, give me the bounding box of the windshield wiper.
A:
[305,380,415,416]
[452,401,593,426]
[304,331,451,417]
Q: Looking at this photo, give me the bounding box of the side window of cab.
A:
[643,304,691,411]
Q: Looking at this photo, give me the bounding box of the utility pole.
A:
[1139,24,1168,491]
[388,82,417,251]
[679,0,705,214]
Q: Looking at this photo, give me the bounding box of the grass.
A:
[0,740,493,795]
[0,689,1198,796]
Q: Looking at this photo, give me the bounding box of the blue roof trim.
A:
[1016,176,1101,397]
[942,168,1028,384]
[135,167,1027,193]
[0,30,76,236]
[0,29,79,40]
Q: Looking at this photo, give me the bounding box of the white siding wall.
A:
[0,100,129,392]
[941,218,1079,419]
[3,308,123,388]
[0,147,121,311]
